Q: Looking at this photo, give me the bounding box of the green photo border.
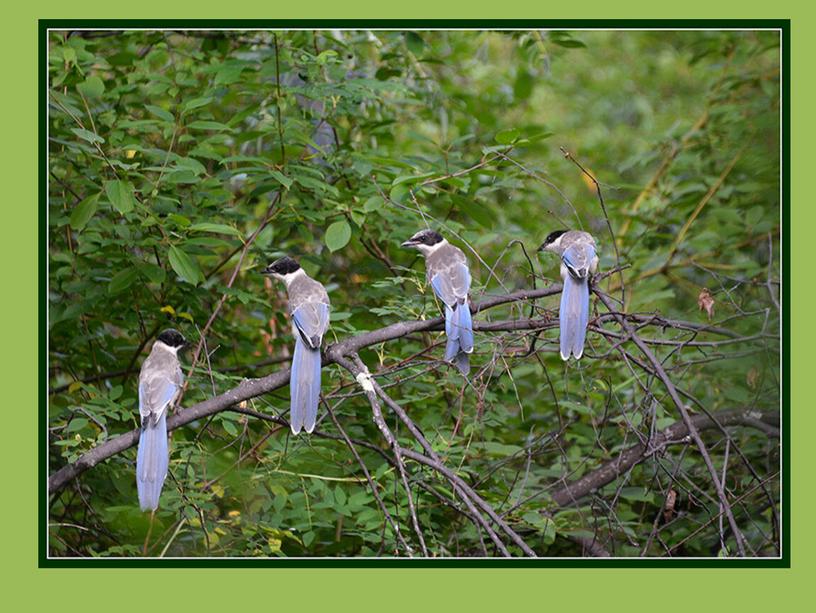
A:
[39,18,790,569]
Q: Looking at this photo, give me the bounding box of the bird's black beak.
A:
[537,242,547,252]
[261,265,274,275]
[401,239,418,248]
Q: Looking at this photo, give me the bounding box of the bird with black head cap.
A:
[538,230,599,360]
[262,256,331,434]
[136,328,186,512]
[402,229,474,375]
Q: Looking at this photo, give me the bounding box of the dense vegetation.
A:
[48,29,780,557]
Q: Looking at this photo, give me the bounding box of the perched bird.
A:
[402,229,474,375]
[136,328,185,512]
[262,256,331,434]
[538,230,599,360]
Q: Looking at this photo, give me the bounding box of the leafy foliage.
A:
[48,30,780,557]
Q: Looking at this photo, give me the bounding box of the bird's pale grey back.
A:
[139,345,183,425]
[426,242,469,306]
[287,273,331,313]
[558,231,598,274]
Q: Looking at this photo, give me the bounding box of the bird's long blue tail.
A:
[290,337,321,434]
[444,303,472,375]
[560,274,590,360]
[136,412,168,512]
[458,301,474,354]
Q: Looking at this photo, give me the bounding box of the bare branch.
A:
[550,407,778,507]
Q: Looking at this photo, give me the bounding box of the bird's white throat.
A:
[416,238,448,256]
[277,267,307,287]
[154,340,180,355]
[544,234,564,253]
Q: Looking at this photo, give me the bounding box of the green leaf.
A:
[67,418,89,433]
[222,419,238,437]
[392,172,435,186]
[71,128,104,145]
[174,157,207,176]
[168,214,191,228]
[325,221,352,252]
[188,222,244,238]
[138,263,166,285]
[77,76,105,99]
[363,195,384,213]
[619,487,655,503]
[108,267,139,294]
[186,120,232,131]
[405,32,426,56]
[513,70,534,100]
[165,170,199,184]
[453,195,497,229]
[495,128,520,145]
[389,183,410,204]
[294,175,339,196]
[168,245,202,286]
[745,205,764,227]
[145,105,175,122]
[61,47,77,65]
[552,38,586,48]
[316,50,338,65]
[214,63,248,86]
[268,170,293,189]
[182,96,214,115]
[104,180,135,214]
[69,192,101,230]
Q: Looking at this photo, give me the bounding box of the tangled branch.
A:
[48,273,778,558]
[49,284,563,494]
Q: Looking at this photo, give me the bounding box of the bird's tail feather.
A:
[444,305,457,340]
[444,335,459,362]
[560,275,590,360]
[444,303,472,374]
[458,302,474,354]
[291,337,321,434]
[136,412,168,512]
[454,351,470,376]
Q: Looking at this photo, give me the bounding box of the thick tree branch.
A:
[49,285,561,494]
[336,354,526,557]
[48,282,761,497]
[550,407,778,507]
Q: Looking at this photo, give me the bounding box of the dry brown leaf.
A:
[580,168,599,194]
[664,489,678,523]
[747,367,760,389]
[698,288,715,320]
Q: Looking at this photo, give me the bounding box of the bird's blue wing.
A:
[433,263,473,369]
[431,263,471,307]
[563,243,595,279]
[431,273,455,307]
[293,302,330,349]
[454,262,472,297]
[139,378,178,424]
